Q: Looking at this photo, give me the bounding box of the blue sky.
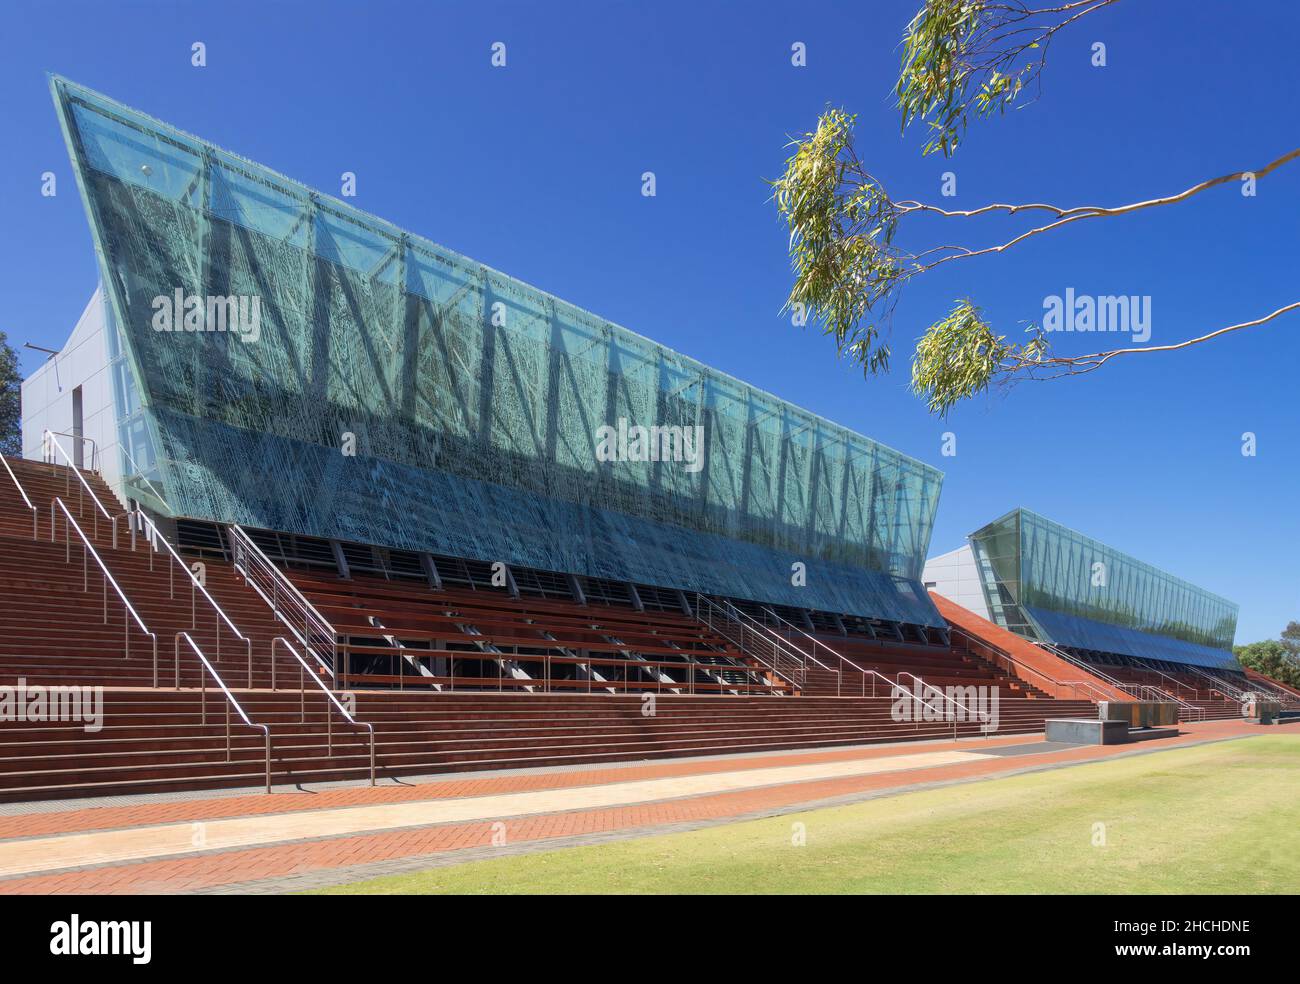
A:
[1,0,1296,643]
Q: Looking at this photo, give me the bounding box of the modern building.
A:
[923,508,1239,670]
[10,77,1288,805]
[24,76,945,635]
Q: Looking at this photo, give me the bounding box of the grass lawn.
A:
[311,734,1300,894]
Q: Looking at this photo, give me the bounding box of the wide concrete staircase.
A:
[0,452,1096,802]
[796,635,1049,700]
[1088,662,1288,722]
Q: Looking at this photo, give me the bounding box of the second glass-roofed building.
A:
[923,508,1239,670]
[23,77,945,634]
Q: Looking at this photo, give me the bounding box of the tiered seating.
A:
[0,456,374,799]
[796,632,1050,699]
[289,571,788,696]
[0,453,1101,801]
[1243,667,1300,706]
[0,457,288,689]
[1081,662,1248,721]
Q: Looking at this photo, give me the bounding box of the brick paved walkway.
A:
[0,720,1260,894]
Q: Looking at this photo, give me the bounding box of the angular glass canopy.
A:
[970,508,1239,669]
[51,76,945,625]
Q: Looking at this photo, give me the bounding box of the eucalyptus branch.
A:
[1045,300,1300,371]
[897,0,1122,157]
[912,300,1300,415]
[774,0,1289,415]
[896,147,1300,221]
[776,110,1298,368]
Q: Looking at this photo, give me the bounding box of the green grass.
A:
[311,735,1300,894]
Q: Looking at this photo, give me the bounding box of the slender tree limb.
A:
[1052,300,1300,370]
[896,147,1300,220]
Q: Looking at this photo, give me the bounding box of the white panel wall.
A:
[20,287,127,509]
[921,543,991,621]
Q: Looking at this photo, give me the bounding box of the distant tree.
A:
[771,0,1300,414]
[1282,621,1300,661]
[0,330,20,457]
[1234,638,1300,689]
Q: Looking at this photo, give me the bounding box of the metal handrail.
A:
[694,596,796,690]
[946,622,1113,703]
[1187,666,1251,703]
[175,632,271,793]
[1029,639,1208,718]
[46,429,99,471]
[44,431,118,548]
[1113,681,1206,720]
[1236,672,1300,707]
[758,607,848,674]
[693,595,807,691]
[894,670,985,739]
[1058,679,1121,703]
[759,605,893,697]
[129,508,254,685]
[1149,667,1201,699]
[1204,666,1294,706]
[1035,639,1132,691]
[272,637,375,786]
[229,524,338,684]
[0,453,37,538]
[708,599,837,675]
[741,602,917,701]
[51,497,160,684]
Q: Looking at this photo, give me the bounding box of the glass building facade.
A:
[50,77,944,625]
[969,509,1239,669]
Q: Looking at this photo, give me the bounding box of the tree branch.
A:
[896,147,1300,221]
[1043,300,1300,372]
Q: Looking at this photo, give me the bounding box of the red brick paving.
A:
[0,734,1035,840]
[0,720,1262,894]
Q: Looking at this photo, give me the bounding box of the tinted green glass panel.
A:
[52,77,945,624]
[971,508,1238,668]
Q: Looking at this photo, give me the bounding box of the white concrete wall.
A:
[922,543,991,621]
[20,287,127,509]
